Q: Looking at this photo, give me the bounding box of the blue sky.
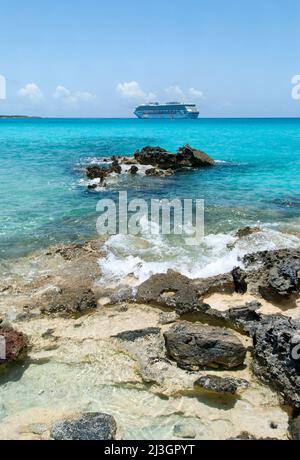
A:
[0,0,299,117]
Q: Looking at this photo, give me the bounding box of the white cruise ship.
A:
[134,102,199,119]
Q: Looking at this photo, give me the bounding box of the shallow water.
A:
[0,305,290,440]
[1,118,300,261]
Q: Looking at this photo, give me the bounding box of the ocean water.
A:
[1,118,300,280]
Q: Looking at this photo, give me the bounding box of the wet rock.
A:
[112,327,168,385]
[173,424,196,439]
[110,158,122,174]
[51,413,117,440]
[194,374,249,395]
[40,287,97,315]
[113,327,162,344]
[145,168,165,177]
[28,423,48,435]
[252,315,300,408]
[134,146,177,169]
[122,157,137,165]
[176,144,215,167]
[164,321,247,370]
[235,227,260,238]
[88,183,98,190]
[163,168,175,176]
[0,325,28,364]
[86,165,108,181]
[134,145,215,170]
[129,165,139,175]
[228,432,279,440]
[243,248,300,301]
[136,271,209,315]
[289,415,300,440]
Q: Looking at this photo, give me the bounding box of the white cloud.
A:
[165,84,186,101]
[54,85,96,105]
[18,83,44,103]
[189,87,205,100]
[116,81,156,102]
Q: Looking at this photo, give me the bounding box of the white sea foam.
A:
[98,219,300,287]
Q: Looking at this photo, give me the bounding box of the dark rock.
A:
[129,165,139,175]
[145,168,165,177]
[226,301,262,334]
[88,183,98,190]
[194,374,249,395]
[164,321,247,370]
[243,248,300,301]
[195,273,235,297]
[110,158,122,174]
[86,165,107,181]
[41,287,97,315]
[0,326,28,364]
[176,144,215,167]
[252,315,300,408]
[232,267,248,294]
[228,432,279,440]
[136,271,209,315]
[134,145,215,170]
[289,415,300,440]
[235,227,260,238]
[51,413,117,440]
[134,146,176,170]
[112,327,161,342]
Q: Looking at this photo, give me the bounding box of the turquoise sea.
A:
[1,118,300,278]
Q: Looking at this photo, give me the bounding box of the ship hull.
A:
[134,112,199,119]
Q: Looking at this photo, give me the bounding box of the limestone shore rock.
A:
[164,321,247,370]
[51,413,117,440]
[40,287,97,315]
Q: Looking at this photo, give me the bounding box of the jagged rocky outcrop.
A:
[194,375,249,395]
[164,321,247,370]
[136,270,235,315]
[134,144,215,169]
[238,248,300,302]
[135,271,265,333]
[0,325,28,365]
[85,144,215,189]
[252,315,300,408]
[136,271,207,315]
[225,301,263,335]
[51,413,117,440]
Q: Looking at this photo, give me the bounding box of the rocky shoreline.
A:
[0,233,300,440]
